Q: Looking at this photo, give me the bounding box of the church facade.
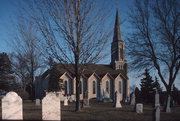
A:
[35,10,130,102]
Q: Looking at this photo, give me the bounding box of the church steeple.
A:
[113,9,122,41]
[111,9,125,70]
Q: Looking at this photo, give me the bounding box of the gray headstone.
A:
[114,91,122,108]
[64,98,68,106]
[35,99,41,105]
[130,92,135,105]
[68,96,73,103]
[153,89,160,121]
[2,92,23,120]
[42,92,61,120]
[136,103,143,113]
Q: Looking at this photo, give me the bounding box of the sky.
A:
[0,0,179,90]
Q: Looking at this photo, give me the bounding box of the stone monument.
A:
[130,92,135,105]
[64,98,68,106]
[114,91,122,108]
[153,89,160,121]
[42,92,61,120]
[2,92,23,120]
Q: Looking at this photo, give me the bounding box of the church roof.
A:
[42,63,128,80]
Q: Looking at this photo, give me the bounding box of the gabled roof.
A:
[42,63,128,80]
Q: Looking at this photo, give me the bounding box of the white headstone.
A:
[35,99,41,105]
[42,92,61,120]
[2,92,23,120]
[115,91,122,108]
[64,98,68,106]
[136,103,143,113]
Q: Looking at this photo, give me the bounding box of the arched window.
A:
[106,80,109,93]
[64,80,68,95]
[80,81,82,94]
[92,81,96,94]
[119,81,121,93]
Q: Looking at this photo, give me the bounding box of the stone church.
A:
[35,10,130,102]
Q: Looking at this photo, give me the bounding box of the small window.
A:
[80,81,82,94]
[119,81,121,93]
[106,81,109,93]
[64,80,68,95]
[92,81,96,94]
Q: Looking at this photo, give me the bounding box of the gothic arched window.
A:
[80,81,82,94]
[64,80,68,95]
[92,81,96,94]
[119,81,121,93]
[106,80,109,93]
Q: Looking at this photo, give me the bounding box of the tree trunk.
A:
[163,87,171,112]
[75,68,80,111]
[75,50,81,111]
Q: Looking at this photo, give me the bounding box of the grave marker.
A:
[42,92,61,120]
[2,92,23,120]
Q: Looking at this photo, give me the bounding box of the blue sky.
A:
[0,0,179,90]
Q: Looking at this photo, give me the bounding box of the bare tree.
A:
[10,18,45,100]
[24,0,113,111]
[127,0,180,112]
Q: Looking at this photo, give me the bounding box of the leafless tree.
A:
[24,0,113,111]
[127,0,180,112]
[10,18,45,100]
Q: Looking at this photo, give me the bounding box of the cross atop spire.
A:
[113,9,122,41]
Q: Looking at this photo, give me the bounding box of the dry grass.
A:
[0,100,180,121]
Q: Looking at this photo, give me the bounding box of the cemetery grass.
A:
[0,100,180,121]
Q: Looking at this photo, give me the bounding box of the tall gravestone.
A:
[130,92,135,105]
[42,92,61,120]
[114,91,122,108]
[153,89,160,121]
[2,92,23,120]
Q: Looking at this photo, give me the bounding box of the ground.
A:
[0,100,180,121]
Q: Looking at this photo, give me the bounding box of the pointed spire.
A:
[113,9,122,41]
